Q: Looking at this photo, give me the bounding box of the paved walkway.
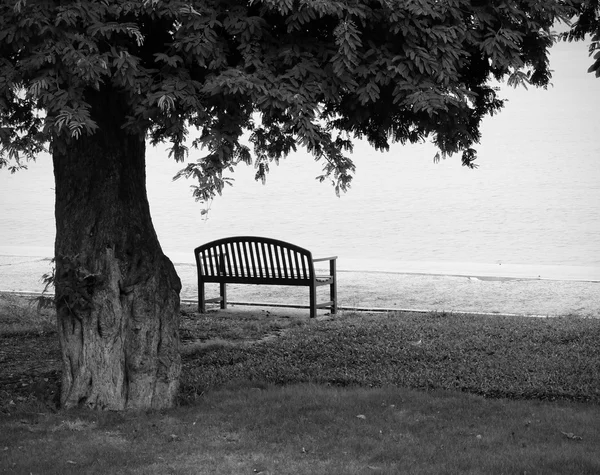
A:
[1,256,598,318]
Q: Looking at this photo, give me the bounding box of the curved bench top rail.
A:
[194,236,315,280]
[194,236,313,257]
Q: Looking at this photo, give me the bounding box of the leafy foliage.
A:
[0,0,593,195]
[561,0,600,77]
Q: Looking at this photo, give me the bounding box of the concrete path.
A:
[1,255,598,318]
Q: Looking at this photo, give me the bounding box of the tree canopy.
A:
[2,0,596,194]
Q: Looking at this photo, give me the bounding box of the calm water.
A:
[1,40,599,280]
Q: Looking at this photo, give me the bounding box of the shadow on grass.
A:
[2,384,600,474]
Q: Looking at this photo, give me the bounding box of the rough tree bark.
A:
[52,90,182,410]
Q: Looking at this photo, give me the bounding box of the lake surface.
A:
[1,40,599,281]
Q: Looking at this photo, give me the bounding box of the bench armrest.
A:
[313,256,337,262]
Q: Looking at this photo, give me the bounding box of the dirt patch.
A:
[0,293,60,410]
[0,331,61,409]
[0,294,312,412]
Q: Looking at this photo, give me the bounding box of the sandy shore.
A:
[1,256,597,318]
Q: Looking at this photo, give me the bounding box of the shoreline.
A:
[2,252,600,283]
[2,240,600,283]
[1,254,599,318]
[339,270,600,283]
[0,290,562,320]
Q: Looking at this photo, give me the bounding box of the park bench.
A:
[194,236,337,318]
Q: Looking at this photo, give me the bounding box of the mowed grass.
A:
[180,310,600,404]
[1,296,600,474]
[3,384,600,474]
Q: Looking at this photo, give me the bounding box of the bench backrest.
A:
[194,236,315,283]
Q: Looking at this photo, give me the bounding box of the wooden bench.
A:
[194,236,337,318]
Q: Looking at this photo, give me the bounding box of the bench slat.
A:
[234,241,242,277]
[253,241,260,278]
[284,248,295,279]
[248,241,257,277]
[222,243,231,276]
[274,244,283,279]
[242,241,250,277]
[206,249,214,276]
[253,242,260,277]
[260,242,269,279]
[227,242,235,277]
[277,246,285,279]
[301,254,308,280]
[267,243,276,279]
[200,252,207,276]
[201,250,208,276]
[226,243,233,276]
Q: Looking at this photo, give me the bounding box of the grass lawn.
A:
[1,293,599,474]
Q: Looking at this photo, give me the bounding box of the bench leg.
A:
[199,282,206,313]
[330,283,337,314]
[330,259,337,314]
[309,284,316,318]
[220,282,227,310]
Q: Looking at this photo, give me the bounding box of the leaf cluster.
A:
[561,0,600,76]
[1,0,592,195]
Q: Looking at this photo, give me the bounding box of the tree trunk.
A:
[52,91,182,410]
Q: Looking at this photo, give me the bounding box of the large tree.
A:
[0,0,596,410]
